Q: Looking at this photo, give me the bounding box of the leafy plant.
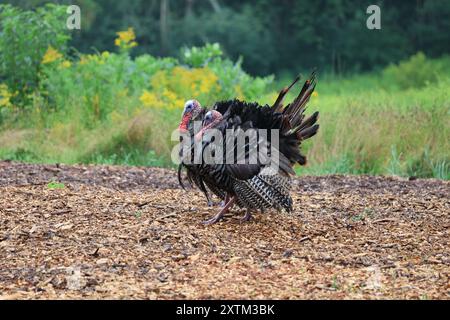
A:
[47,181,65,189]
[382,52,442,90]
[0,4,70,105]
[181,43,223,68]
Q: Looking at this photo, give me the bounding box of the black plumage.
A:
[178,73,319,223]
[178,105,226,205]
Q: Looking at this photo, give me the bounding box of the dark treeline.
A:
[5,0,450,76]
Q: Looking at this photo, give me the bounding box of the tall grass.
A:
[264,54,448,179]
[298,96,449,179]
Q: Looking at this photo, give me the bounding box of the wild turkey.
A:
[179,73,319,224]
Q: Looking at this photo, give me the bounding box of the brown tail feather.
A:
[297,111,319,132]
[271,75,301,113]
[289,78,316,127]
[298,124,319,140]
[289,111,319,138]
[282,72,316,121]
[277,71,320,167]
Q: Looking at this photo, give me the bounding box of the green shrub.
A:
[38,36,272,124]
[382,52,442,90]
[0,6,273,164]
[181,43,223,68]
[0,4,70,105]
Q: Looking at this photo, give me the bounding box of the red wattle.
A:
[178,114,190,131]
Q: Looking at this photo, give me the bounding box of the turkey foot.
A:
[240,209,252,222]
[219,194,230,208]
[203,195,236,225]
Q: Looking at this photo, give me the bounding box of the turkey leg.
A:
[203,195,236,225]
[240,209,252,222]
[219,194,230,207]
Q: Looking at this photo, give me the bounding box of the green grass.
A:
[291,58,450,180]
[47,181,65,189]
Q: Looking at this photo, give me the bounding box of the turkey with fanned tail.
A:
[178,72,319,224]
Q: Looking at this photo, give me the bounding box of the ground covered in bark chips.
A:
[0,161,448,299]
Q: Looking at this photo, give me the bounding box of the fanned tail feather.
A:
[278,71,320,166]
[271,75,301,113]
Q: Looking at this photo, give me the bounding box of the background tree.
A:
[3,0,450,76]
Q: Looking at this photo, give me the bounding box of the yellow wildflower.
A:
[42,46,63,64]
[169,66,220,98]
[143,66,220,110]
[115,27,138,50]
[234,85,245,100]
[162,89,178,102]
[0,84,14,108]
[117,28,135,42]
[140,90,161,107]
[312,91,319,98]
[60,60,72,69]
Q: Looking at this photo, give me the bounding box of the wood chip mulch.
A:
[0,161,448,299]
